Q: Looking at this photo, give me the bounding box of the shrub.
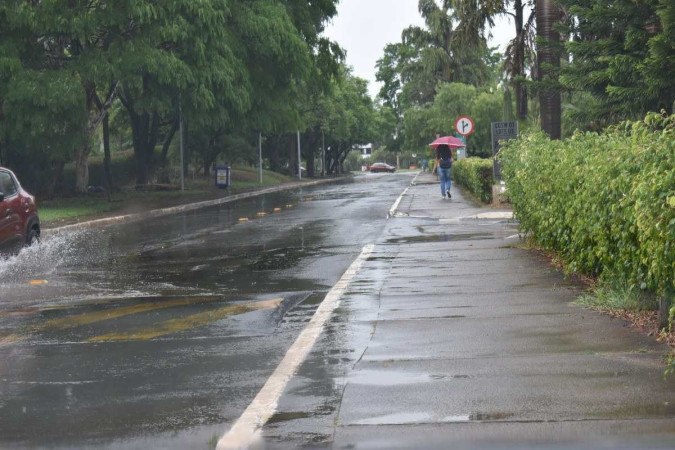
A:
[453,157,494,203]
[500,112,674,298]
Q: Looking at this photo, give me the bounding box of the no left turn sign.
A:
[454,115,475,136]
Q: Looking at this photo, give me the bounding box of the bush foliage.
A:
[501,112,674,299]
[453,157,494,203]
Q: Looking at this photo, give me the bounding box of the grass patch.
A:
[575,281,658,312]
[40,165,294,226]
[39,197,123,223]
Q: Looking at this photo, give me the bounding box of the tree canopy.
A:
[1,0,673,194]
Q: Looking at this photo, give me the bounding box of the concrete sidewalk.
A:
[263,172,675,449]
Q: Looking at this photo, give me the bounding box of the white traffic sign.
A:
[454,115,475,136]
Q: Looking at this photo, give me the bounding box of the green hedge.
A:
[500,112,674,298]
[453,157,493,203]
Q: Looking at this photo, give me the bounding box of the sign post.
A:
[490,121,518,180]
[454,115,475,137]
[454,115,474,160]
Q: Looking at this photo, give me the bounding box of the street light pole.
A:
[321,130,325,177]
[258,131,262,184]
[179,96,185,191]
[297,130,301,180]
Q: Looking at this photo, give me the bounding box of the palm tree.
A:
[535,0,562,139]
[502,0,536,120]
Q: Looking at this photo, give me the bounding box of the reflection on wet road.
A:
[0,174,410,448]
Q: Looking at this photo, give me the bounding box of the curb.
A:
[43,177,345,236]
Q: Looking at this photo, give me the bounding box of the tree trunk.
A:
[160,118,178,164]
[102,113,112,200]
[304,131,319,178]
[268,138,281,172]
[129,111,161,185]
[131,112,149,185]
[47,160,66,199]
[288,134,297,177]
[536,0,562,139]
[74,143,90,193]
[515,0,528,120]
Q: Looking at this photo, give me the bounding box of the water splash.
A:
[0,229,96,284]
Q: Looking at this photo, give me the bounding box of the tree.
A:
[375,0,501,157]
[376,0,496,111]
[452,0,537,120]
[0,3,88,196]
[558,0,675,129]
[314,69,377,175]
[187,0,320,177]
[501,0,537,120]
[535,0,563,139]
[403,82,504,156]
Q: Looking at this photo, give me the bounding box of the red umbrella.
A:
[429,136,466,148]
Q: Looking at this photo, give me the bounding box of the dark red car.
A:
[369,162,396,173]
[0,167,40,253]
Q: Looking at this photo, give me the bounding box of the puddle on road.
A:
[248,247,316,271]
[356,412,432,425]
[0,294,301,346]
[267,403,336,425]
[356,411,514,425]
[344,370,473,387]
[386,233,493,244]
[301,191,370,202]
[442,412,514,422]
[267,411,312,424]
[87,298,283,342]
[345,370,431,386]
[366,256,396,262]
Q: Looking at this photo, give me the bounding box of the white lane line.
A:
[216,244,375,450]
[388,172,421,218]
[388,188,408,217]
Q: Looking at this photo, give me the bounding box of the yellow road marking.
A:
[88,298,282,342]
[28,279,48,285]
[0,296,222,347]
[0,334,21,346]
[42,297,220,330]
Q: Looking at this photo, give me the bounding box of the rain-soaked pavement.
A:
[255,172,675,450]
[0,174,407,449]
[2,171,675,450]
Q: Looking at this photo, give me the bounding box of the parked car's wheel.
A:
[26,228,40,246]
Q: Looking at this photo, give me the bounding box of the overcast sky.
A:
[323,0,516,98]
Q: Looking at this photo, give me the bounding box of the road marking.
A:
[216,244,375,450]
[388,187,408,217]
[43,297,222,331]
[0,296,272,348]
[389,172,421,218]
[88,298,283,342]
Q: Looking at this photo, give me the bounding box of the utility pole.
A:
[179,96,185,191]
[297,130,302,180]
[321,130,325,177]
[258,131,262,184]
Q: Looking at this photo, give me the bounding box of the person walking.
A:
[435,144,453,199]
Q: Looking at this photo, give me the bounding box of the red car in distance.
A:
[0,167,40,254]
[368,162,396,173]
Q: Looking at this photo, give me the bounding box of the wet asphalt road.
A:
[0,173,411,449]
